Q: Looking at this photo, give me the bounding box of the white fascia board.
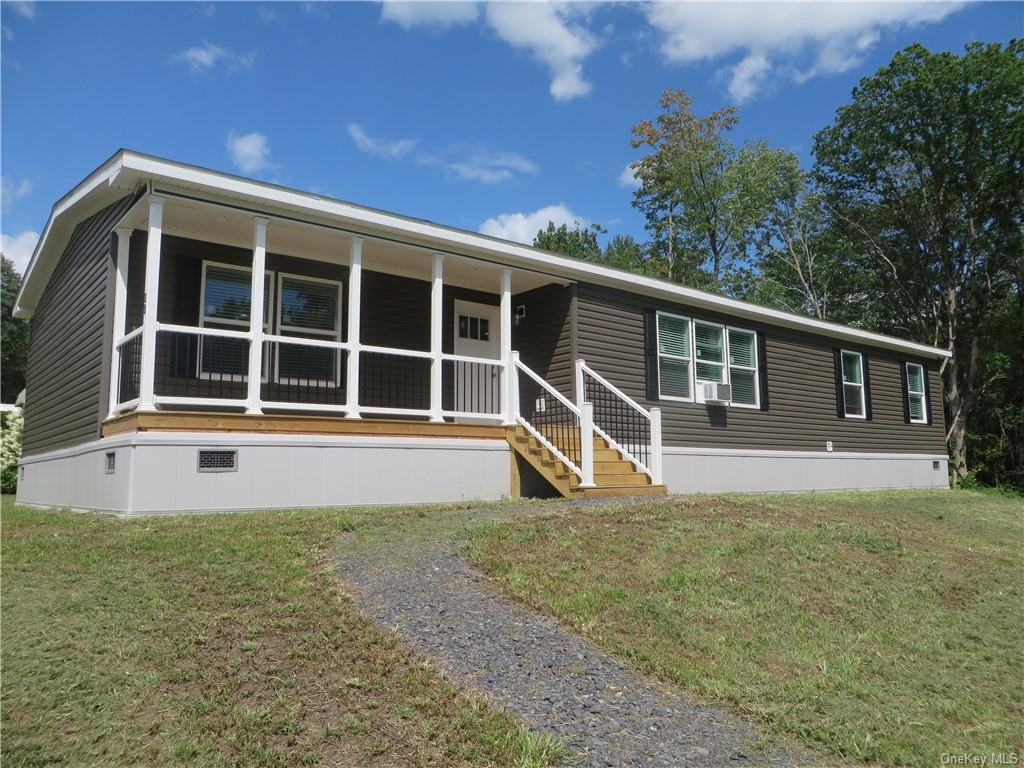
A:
[13,152,129,318]
[19,149,950,361]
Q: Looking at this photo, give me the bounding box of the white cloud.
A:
[347,123,418,160]
[172,40,256,74]
[1,230,39,274]
[380,1,479,29]
[479,203,586,244]
[380,0,599,101]
[227,131,272,174]
[617,164,639,190]
[6,1,37,20]
[443,148,538,183]
[484,2,598,101]
[728,53,771,103]
[257,5,277,23]
[1,176,32,212]
[645,2,963,100]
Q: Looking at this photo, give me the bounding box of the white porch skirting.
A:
[661,446,949,493]
[16,432,512,516]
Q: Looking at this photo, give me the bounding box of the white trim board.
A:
[662,446,948,460]
[15,149,951,361]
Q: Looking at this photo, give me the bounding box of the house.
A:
[13,150,949,515]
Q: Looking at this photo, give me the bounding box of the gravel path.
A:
[334,505,817,767]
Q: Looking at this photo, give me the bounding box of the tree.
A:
[1,255,29,403]
[629,90,790,292]
[533,221,606,263]
[813,41,1024,482]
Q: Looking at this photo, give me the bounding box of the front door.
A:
[453,300,501,420]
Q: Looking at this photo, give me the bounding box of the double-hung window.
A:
[199,262,272,381]
[655,313,760,406]
[275,273,343,386]
[655,312,693,400]
[726,328,759,407]
[905,362,928,424]
[840,350,866,418]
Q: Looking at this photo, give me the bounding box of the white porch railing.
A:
[511,352,595,487]
[575,359,663,484]
[109,321,508,424]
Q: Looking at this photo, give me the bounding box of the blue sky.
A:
[1,1,1019,273]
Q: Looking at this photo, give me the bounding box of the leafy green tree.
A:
[813,41,1024,482]
[1,255,29,403]
[533,221,606,263]
[629,90,790,291]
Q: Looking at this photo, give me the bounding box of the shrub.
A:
[1,409,23,494]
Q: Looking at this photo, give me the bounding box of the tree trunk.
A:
[944,355,968,482]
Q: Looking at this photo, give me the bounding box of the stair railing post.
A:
[574,358,585,407]
[580,401,596,488]
[510,351,521,421]
[650,406,663,485]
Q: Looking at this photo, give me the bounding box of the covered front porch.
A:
[105,191,663,498]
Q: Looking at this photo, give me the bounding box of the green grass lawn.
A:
[0,498,563,768]
[469,490,1024,767]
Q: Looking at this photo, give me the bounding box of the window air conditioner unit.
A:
[701,381,732,405]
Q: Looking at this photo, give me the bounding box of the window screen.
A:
[694,322,725,383]
[656,312,692,399]
[727,329,758,406]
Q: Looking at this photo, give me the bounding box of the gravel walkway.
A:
[334,505,817,767]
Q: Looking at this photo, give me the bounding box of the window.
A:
[727,328,759,407]
[654,313,761,406]
[656,312,692,400]
[458,314,490,341]
[906,362,928,424]
[275,273,342,385]
[841,350,866,418]
[199,262,272,381]
[694,321,726,384]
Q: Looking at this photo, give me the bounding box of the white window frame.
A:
[840,349,867,419]
[274,271,344,386]
[726,326,759,409]
[905,362,928,424]
[693,319,727,390]
[655,310,694,403]
[198,260,273,383]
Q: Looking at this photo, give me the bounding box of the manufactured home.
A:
[14,150,949,514]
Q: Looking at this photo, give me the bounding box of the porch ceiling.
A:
[117,193,565,295]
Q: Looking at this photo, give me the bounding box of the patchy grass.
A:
[1,498,564,768]
[469,490,1024,767]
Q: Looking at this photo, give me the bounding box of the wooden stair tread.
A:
[506,424,667,499]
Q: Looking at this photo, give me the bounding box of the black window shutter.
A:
[923,366,932,425]
[757,332,769,411]
[863,354,873,421]
[833,348,845,418]
[643,309,659,401]
[900,362,911,424]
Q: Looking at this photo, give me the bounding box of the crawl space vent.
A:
[197,449,238,473]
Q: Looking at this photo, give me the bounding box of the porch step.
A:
[506,425,667,499]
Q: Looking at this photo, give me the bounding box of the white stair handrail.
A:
[576,359,664,484]
[512,352,593,483]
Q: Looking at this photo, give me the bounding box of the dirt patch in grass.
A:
[1,500,563,768]
[468,490,1024,767]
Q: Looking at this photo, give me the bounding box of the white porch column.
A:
[108,227,132,417]
[499,268,513,424]
[245,217,268,414]
[345,237,363,419]
[580,401,596,488]
[650,406,663,484]
[429,253,444,422]
[137,196,164,412]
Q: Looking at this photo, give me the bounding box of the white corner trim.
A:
[17,149,951,360]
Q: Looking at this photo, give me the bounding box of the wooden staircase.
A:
[506,425,668,498]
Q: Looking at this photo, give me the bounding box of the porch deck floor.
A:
[102,411,507,440]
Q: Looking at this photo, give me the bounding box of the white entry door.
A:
[453,300,502,420]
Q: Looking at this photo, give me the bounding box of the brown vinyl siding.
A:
[575,283,946,454]
[22,195,136,455]
[512,283,574,399]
